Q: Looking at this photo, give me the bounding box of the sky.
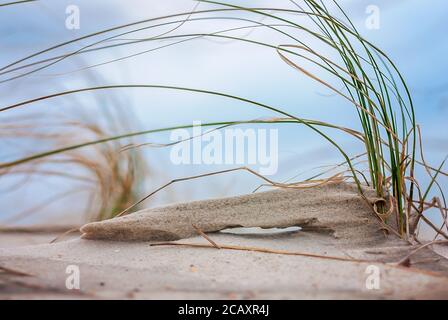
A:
[0,0,447,225]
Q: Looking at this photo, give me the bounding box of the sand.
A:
[1,182,448,299]
[80,182,385,242]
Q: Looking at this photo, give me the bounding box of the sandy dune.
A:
[1,183,448,299]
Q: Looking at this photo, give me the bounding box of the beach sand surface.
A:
[1,183,448,299]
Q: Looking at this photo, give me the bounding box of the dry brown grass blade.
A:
[413,125,448,239]
[431,196,448,241]
[191,224,221,249]
[415,213,448,240]
[1,108,145,224]
[276,44,400,141]
[150,241,365,263]
[115,166,278,217]
[0,225,79,233]
[413,199,448,213]
[397,240,448,266]
[116,166,351,218]
[0,265,32,277]
[49,227,81,244]
[149,241,448,278]
[119,123,233,152]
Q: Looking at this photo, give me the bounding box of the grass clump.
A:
[0,0,446,241]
